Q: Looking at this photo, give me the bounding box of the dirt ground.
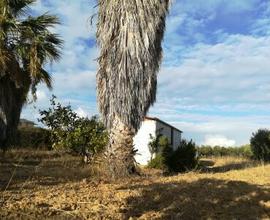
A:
[0,150,270,220]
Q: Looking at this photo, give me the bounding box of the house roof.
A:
[144,116,183,133]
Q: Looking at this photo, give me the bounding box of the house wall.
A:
[173,129,182,150]
[156,121,172,143]
[134,119,182,165]
[156,121,182,150]
[133,119,156,165]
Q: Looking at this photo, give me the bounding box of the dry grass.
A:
[0,150,270,219]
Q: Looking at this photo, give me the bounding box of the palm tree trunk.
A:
[0,75,28,152]
[104,116,137,179]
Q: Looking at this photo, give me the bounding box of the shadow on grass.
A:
[198,158,261,174]
[121,179,270,219]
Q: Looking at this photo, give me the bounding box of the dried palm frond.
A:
[97,0,170,131]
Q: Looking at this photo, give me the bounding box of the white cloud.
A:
[75,107,89,118]
[36,90,47,101]
[203,135,236,147]
[158,34,270,105]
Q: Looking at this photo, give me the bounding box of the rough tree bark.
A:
[0,75,29,152]
[104,116,137,179]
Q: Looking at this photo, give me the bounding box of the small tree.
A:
[39,96,108,159]
[148,133,162,160]
[147,135,171,169]
[250,129,270,161]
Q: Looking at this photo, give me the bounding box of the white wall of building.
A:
[134,118,182,165]
[133,120,156,165]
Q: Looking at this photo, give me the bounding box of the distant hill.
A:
[19,119,36,128]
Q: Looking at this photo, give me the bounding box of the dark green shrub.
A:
[250,129,270,161]
[166,139,198,172]
[147,137,198,173]
[18,127,51,149]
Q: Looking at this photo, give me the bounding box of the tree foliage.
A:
[250,129,270,161]
[39,96,108,157]
[197,145,253,158]
[0,0,62,151]
[148,133,162,160]
[0,0,63,98]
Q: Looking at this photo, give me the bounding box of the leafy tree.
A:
[148,133,162,160]
[39,96,108,158]
[250,129,270,161]
[147,136,171,169]
[96,0,170,178]
[0,0,63,151]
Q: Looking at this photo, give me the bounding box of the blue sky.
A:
[22,0,270,146]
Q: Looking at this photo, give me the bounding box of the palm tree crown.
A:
[0,0,63,98]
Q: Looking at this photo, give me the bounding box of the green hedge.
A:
[197,145,252,158]
[18,127,51,149]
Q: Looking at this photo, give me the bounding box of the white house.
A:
[133,116,182,165]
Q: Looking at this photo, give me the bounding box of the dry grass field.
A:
[0,150,270,219]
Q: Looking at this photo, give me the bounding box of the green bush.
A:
[39,96,108,156]
[250,129,270,161]
[239,145,253,158]
[166,139,198,172]
[18,127,51,149]
[147,136,198,173]
[147,154,166,169]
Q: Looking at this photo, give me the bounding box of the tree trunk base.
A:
[103,116,138,179]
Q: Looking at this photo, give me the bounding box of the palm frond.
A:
[0,0,62,94]
[21,13,60,32]
[97,0,170,131]
[33,68,52,89]
[7,0,36,17]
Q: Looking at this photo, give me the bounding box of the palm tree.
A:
[0,0,63,151]
[96,0,170,178]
